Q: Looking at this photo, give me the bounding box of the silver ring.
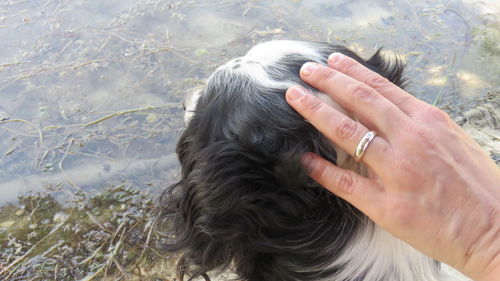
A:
[354,131,376,162]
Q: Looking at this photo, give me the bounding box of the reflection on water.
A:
[0,0,500,280]
[0,0,498,279]
[0,0,497,205]
[0,1,499,202]
[0,0,500,206]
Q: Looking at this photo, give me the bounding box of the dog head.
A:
[160,40,405,280]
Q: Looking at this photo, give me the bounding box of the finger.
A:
[327,52,428,114]
[301,152,383,221]
[286,86,389,167]
[299,62,407,135]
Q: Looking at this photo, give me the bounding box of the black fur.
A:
[158,41,405,281]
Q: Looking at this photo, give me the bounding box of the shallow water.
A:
[0,0,499,204]
[0,0,499,280]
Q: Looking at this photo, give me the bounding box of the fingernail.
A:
[287,86,306,100]
[328,52,345,65]
[301,62,317,76]
[301,153,314,169]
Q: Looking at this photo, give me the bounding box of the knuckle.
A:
[315,68,338,85]
[312,160,329,181]
[335,170,355,194]
[386,198,413,226]
[398,118,418,135]
[366,74,391,88]
[409,124,437,150]
[397,119,440,151]
[374,141,393,163]
[336,117,359,141]
[418,130,439,151]
[396,156,419,178]
[336,56,358,73]
[425,106,451,123]
[303,95,324,113]
[397,95,414,107]
[350,83,377,103]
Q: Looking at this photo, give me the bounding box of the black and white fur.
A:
[159,40,469,281]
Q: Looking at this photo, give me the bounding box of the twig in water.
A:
[433,53,456,106]
[83,104,179,128]
[0,119,43,146]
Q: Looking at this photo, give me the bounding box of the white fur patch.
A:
[244,40,324,66]
[323,222,471,281]
[219,40,325,90]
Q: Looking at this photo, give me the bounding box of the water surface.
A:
[0,0,498,204]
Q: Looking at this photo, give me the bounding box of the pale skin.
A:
[285,53,500,281]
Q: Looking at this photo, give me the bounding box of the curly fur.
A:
[157,40,469,281]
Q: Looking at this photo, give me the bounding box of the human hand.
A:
[285,53,500,281]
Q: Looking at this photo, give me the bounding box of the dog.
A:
[158,40,470,281]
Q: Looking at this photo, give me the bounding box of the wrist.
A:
[458,200,500,281]
[465,226,500,281]
[476,262,500,281]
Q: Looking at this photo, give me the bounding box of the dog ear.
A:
[164,140,275,279]
[366,49,407,87]
[167,139,335,280]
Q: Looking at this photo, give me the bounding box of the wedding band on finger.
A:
[354,130,377,162]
